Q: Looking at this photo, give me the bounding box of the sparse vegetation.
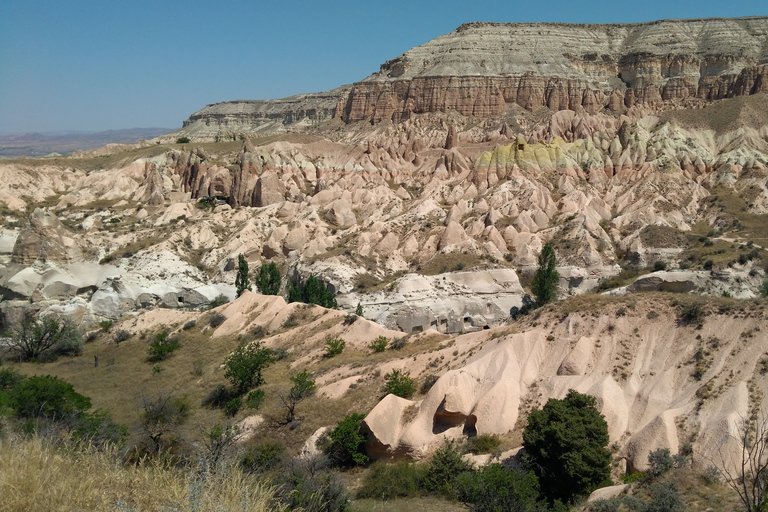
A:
[324,335,346,358]
[146,329,180,362]
[369,335,389,353]
[383,369,416,398]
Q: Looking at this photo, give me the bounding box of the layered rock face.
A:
[172,16,768,140]
[341,18,768,122]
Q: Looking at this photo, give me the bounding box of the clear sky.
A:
[1,0,766,134]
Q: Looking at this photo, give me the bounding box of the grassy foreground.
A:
[0,434,281,512]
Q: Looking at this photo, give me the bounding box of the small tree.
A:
[224,341,275,395]
[256,262,281,295]
[355,302,364,317]
[713,413,768,512]
[235,254,251,298]
[523,389,611,504]
[6,315,83,362]
[140,391,190,451]
[278,370,316,423]
[383,369,416,398]
[328,413,369,467]
[530,243,559,307]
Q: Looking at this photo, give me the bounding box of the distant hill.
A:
[0,127,172,157]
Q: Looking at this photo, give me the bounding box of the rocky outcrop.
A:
[11,208,83,264]
[172,18,768,141]
[340,18,768,123]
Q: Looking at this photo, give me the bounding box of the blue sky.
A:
[1,0,765,134]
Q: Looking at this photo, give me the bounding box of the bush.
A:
[72,410,128,449]
[423,440,474,496]
[113,329,131,343]
[455,462,542,512]
[251,325,267,339]
[523,389,611,503]
[175,136,190,144]
[10,375,91,419]
[209,294,229,309]
[182,320,196,331]
[5,315,83,362]
[466,434,501,455]
[246,389,265,409]
[383,369,416,398]
[224,342,275,395]
[99,320,113,332]
[224,397,242,417]
[240,440,286,473]
[146,330,180,362]
[421,374,439,394]
[209,313,226,328]
[277,456,348,512]
[647,448,675,478]
[761,279,768,298]
[324,336,345,358]
[679,302,706,325]
[202,384,236,409]
[653,260,667,271]
[140,392,190,450]
[646,481,685,512]
[357,460,424,499]
[390,337,407,350]
[327,413,368,467]
[369,336,388,353]
[303,274,337,309]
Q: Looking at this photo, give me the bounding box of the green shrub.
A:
[10,375,91,419]
[369,336,388,353]
[523,389,611,503]
[327,413,368,467]
[235,254,251,298]
[324,336,345,358]
[146,330,180,362]
[646,481,685,512]
[455,462,542,512]
[466,434,501,455]
[224,397,242,417]
[761,279,768,298]
[423,440,474,496]
[224,342,275,395]
[246,389,265,409]
[679,302,706,325]
[182,320,196,331]
[383,369,416,398]
[99,320,113,332]
[357,460,424,499]
[647,448,674,478]
[240,440,286,473]
[176,136,191,144]
[0,367,23,391]
[72,410,129,449]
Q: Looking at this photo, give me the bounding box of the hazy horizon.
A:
[1,0,766,134]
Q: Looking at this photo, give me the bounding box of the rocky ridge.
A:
[170,17,768,140]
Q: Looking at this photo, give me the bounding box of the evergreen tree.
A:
[235,254,251,297]
[523,389,611,504]
[255,262,281,295]
[304,274,337,309]
[355,302,363,317]
[531,243,559,306]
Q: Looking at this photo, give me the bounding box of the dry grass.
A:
[0,435,280,512]
[348,496,467,512]
[417,253,481,275]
